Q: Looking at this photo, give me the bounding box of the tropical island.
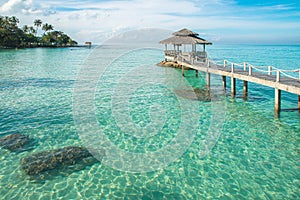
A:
[0,15,78,48]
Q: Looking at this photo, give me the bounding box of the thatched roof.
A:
[160,28,212,45]
[173,28,199,36]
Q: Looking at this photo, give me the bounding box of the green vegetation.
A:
[0,16,78,48]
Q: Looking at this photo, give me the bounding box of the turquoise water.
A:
[0,44,299,199]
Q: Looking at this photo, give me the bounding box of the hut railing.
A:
[196,51,207,59]
[164,50,179,57]
[178,54,192,65]
[165,50,207,58]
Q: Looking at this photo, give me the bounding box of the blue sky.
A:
[0,0,299,44]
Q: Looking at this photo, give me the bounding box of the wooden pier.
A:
[176,55,300,117]
[160,29,300,117]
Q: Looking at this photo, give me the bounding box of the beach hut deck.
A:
[160,29,300,117]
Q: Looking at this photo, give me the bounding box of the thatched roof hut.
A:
[159,28,212,45]
[159,28,212,62]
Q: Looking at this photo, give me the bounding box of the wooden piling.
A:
[243,81,248,97]
[182,65,184,76]
[298,95,300,113]
[274,88,281,117]
[231,77,236,97]
[206,73,210,90]
[276,70,280,82]
[195,70,198,77]
[222,76,226,91]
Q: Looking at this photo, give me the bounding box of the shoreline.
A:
[0,45,91,50]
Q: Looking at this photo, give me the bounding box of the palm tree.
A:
[22,25,29,33]
[8,16,19,26]
[42,23,53,35]
[33,19,42,35]
[28,26,36,35]
[22,25,36,35]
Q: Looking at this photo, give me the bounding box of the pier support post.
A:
[231,77,236,97]
[243,81,248,98]
[276,70,280,82]
[222,76,226,91]
[206,73,211,90]
[195,70,198,78]
[298,95,300,113]
[182,65,184,76]
[206,60,211,90]
[274,88,281,118]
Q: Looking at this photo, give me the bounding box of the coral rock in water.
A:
[0,133,35,152]
[20,146,100,175]
[174,88,212,102]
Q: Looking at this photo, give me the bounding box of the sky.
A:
[0,0,299,44]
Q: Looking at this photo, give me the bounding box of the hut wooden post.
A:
[195,70,198,77]
[182,65,185,76]
[173,44,176,56]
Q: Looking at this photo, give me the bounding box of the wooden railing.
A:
[213,60,300,82]
[164,50,178,57]
[164,51,207,59]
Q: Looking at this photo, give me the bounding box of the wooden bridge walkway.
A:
[175,54,300,117]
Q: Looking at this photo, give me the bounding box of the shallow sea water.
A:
[0,44,299,199]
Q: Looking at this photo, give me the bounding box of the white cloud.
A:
[0,0,299,44]
[1,0,37,14]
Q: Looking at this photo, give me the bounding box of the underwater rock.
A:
[0,133,36,152]
[21,146,100,175]
[175,88,212,101]
[194,88,212,101]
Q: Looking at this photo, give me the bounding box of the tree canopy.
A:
[0,16,78,48]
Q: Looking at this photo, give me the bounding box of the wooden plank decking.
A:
[171,54,300,117]
[177,57,300,96]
